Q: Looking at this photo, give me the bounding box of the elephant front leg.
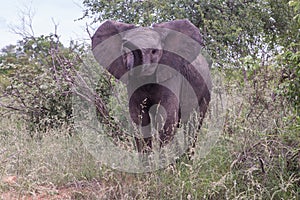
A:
[129,98,153,153]
[133,113,153,153]
[158,103,180,148]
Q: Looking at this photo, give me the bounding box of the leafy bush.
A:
[0,35,83,132]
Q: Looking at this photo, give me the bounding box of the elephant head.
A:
[92,19,212,153]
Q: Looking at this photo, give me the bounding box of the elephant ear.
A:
[153,19,203,63]
[153,20,205,83]
[92,20,136,79]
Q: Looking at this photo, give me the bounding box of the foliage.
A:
[278,47,300,113]
[277,1,300,113]
[82,0,293,64]
[81,0,300,111]
[0,35,83,131]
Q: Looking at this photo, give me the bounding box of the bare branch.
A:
[51,18,59,37]
[86,23,92,39]
[9,3,36,38]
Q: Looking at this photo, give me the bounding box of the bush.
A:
[0,35,83,132]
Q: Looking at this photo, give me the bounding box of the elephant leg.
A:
[135,137,152,153]
[129,93,153,153]
[158,100,180,148]
[131,109,153,153]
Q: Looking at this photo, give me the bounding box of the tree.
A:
[277,0,300,113]
[81,0,299,112]
[82,0,294,65]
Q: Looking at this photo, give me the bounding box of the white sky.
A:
[0,0,93,49]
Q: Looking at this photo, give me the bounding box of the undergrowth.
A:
[0,67,299,199]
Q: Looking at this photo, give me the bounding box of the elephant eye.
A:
[151,49,158,55]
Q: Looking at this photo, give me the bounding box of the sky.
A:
[0,0,93,49]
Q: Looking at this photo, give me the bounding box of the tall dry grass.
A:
[0,68,299,199]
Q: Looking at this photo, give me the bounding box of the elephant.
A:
[92,19,212,153]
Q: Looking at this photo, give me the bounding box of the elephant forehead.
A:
[123,28,161,49]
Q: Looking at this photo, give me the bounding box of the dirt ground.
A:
[1,176,106,200]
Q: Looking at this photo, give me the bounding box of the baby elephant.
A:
[92,19,212,153]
